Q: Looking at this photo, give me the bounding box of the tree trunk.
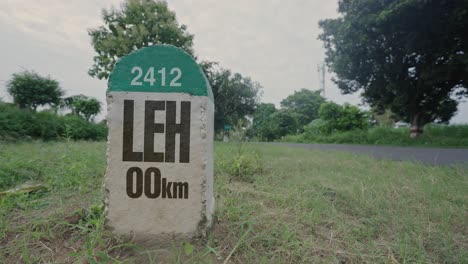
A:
[409,112,424,138]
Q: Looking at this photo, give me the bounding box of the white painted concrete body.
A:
[105,92,214,244]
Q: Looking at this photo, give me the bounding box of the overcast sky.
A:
[0,0,467,123]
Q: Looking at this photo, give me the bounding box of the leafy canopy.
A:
[319,0,468,133]
[7,71,63,111]
[251,103,278,141]
[318,102,369,134]
[201,62,262,133]
[88,0,194,79]
[251,103,277,140]
[250,103,302,141]
[269,110,300,139]
[64,95,102,121]
[280,89,325,130]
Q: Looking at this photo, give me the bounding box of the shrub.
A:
[303,119,329,137]
[285,124,468,147]
[0,103,107,141]
[216,127,263,182]
[217,151,263,182]
[61,115,107,141]
[318,102,369,133]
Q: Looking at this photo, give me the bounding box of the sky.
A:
[0,0,467,123]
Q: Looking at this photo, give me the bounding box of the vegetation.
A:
[2,1,467,262]
[63,95,102,122]
[284,124,468,148]
[2,69,104,141]
[6,71,64,111]
[0,103,107,141]
[88,0,194,79]
[251,99,468,148]
[319,0,468,137]
[201,62,262,133]
[280,89,325,131]
[313,102,369,134]
[250,103,278,141]
[249,89,326,141]
[0,142,466,263]
[88,0,264,135]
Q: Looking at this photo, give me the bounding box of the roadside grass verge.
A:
[0,141,467,263]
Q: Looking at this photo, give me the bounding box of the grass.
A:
[0,141,467,263]
[282,124,468,148]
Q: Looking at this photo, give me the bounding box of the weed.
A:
[216,125,264,182]
[216,143,263,182]
[0,141,466,263]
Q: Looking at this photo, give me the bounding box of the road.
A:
[268,143,468,166]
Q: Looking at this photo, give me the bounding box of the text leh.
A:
[122,100,191,199]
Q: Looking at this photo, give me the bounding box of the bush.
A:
[216,127,263,182]
[303,119,329,137]
[287,124,468,147]
[0,103,107,141]
[217,151,263,182]
[61,115,107,141]
[318,102,369,133]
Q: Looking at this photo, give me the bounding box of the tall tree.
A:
[252,103,278,141]
[280,89,325,130]
[269,109,300,139]
[88,0,194,79]
[7,71,63,111]
[64,95,102,121]
[251,104,302,141]
[319,0,468,137]
[201,62,262,133]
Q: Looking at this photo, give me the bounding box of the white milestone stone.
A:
[105,92,214,244]
[104,45,215,245]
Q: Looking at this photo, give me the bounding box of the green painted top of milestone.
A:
[108,45,213,100]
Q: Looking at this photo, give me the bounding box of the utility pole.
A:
[317,62,326,97]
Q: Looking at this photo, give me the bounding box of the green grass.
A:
[0,141,467,263]
[283,124,468,148]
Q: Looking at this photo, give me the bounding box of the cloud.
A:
[0,0,121,53]
[0,0,466,123]
[169,0,353,105]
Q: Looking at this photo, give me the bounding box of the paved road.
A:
[268,143,468,166]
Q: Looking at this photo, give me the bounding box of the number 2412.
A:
[131,67,182,87]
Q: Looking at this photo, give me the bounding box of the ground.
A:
[0,141,467,263]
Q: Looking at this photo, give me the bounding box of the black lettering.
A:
[122,100,143,161]
[144,167,161,198]
[172,182,189,199]
[179,101,191,163]
[165,101,191,163]
[162,178,172,199]
[126,167,143,198]
[144,101,165,162]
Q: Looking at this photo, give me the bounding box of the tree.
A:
[64,95,102,121]
[7,71,64,111]
[372,108,396,127]
[201,62,262,133]
[250,104,300,141]
[269,110,300,139]
[280,89,325,130]
[251,103,278,141]
[318,102,369,134]
[88,0,194,79]
[319,0,468,137]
